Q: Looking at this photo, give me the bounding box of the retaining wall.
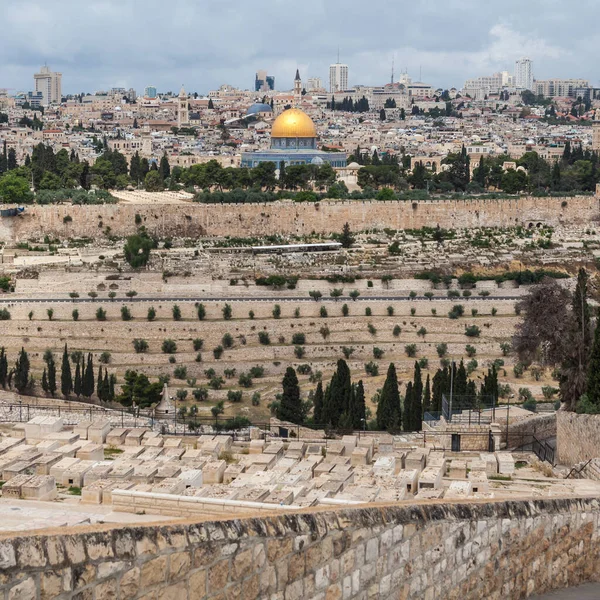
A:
[508,413,557,449]
[0,497,599,599]
[557,412,600,465]
[1,195,598,242]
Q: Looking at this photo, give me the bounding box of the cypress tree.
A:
[278,367,302,424]
[159,153,170,180]
[109,374,116,400]
[322,372,339,426]
[586,312,600,406]
[41,369,49,394]
[377,363,401,431]
[336,359,352,417]
[44,353,57,397]
[74,359,82,397]
[103,370,110,401]
[83,353,94,398]
[14,347,30,393]
[61,344,72,398]
[0,347,8,389]
[573,268,592,352]
[423,375,431,414]
[313,381,324,424]
[353,380,366,429]
[403,382,414,432]
[97,366,103,398]
[454,360,468,402]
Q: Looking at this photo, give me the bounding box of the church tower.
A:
[178,85,189,127]
[294,69,302,98]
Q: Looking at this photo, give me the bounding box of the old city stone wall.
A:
[557,412,600,466]
[1,195,598,242]
[0,497,599,600]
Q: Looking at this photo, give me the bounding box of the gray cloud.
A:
[0,0,599,94]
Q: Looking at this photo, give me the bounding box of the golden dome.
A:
[271,108,317,138]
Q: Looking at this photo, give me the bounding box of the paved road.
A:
[0,295,523,305]
[531,583,600,599]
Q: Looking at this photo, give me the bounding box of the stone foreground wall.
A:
[0,497,599,599]
[557,412,600,465]
[1,195,598,242]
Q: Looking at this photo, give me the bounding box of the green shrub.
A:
[147,307,156,321]
[162,339,177,353]
[258,331,270,345]
[405,344,417,357]
[364,361,379,376]
[320,306,328,318]
[222,333,234,349]
[465,325,481,337]
[172,305,182,321]
[272,304,281,319]
[222,303,232,320]
[291,333,306,345]
[373,347,384,359]
[193,338,204,351]
[436,343,448,357]
[121,306,132,321]
[465,344,477,357]
[294,346,306,359]
[365,307,372,316]
[174,366,187,379]
[213,345,224,359]
[96,307,107,321]
[448,304,465,319]
[133,339,149,353]
[393,325,401,337]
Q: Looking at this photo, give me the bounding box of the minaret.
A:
[294,69,302,98]
[178,85,189,127]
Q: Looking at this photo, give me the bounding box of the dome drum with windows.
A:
[241,106,346,169]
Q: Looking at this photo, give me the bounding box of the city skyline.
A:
[1,0,599,95]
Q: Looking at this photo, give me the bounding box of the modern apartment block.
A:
[329,63,349,93]
[33,65,62,105]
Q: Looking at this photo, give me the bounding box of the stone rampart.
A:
[557,412,600,465]
[1,195,598,242]
[0,497,599,599]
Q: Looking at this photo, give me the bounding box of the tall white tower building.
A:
[515,58,534,91]
[33,65,62,106]
[329,62,349,93]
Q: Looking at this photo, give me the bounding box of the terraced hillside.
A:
[0,292,551,423]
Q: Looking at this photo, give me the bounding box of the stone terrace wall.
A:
[557,412,600,466]
[1,497,600,599]
[508,413,557,449]
[1,195,598,242]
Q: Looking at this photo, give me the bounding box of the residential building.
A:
[534,79,590,98]
[33,65,62,105]
[330,63,349,93]
[515,58,534,90]
[144,86,157,99]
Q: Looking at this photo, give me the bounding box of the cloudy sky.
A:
[1,0,598,95]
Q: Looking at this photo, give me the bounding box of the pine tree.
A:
[278,367,302,424]
[313,381,324,423]
[340,222,354,249]
[14,347,29,394]
[377,363,401,430]
[403,382,414,432]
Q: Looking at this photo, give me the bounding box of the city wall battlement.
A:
[0,195,598,242]
[0,496,598,599]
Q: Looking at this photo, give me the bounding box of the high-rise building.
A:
[593,122,600,152]
[307,77,323,92]
[255,70,275,92]
[515,58,534,91]
[144,85,157,99]
[329,62,349,93]
[33,65,62,106]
